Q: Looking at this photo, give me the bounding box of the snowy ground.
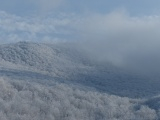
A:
[0,42,160,120]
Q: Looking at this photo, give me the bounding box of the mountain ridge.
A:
[0,42,160,119]
[0,41,160,98]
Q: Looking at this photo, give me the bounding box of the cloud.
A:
[73,11,160,75]
[1,10,160,75]
[0,11,73,43]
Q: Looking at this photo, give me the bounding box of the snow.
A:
[0,78,157,120]
[0,42,160,119]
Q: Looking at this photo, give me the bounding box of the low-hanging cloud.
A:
[1,10,160,75]
[74,11,160,75]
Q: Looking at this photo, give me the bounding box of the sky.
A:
[0,0,160,43]
[0,0,160,16]
[0,0,160,75]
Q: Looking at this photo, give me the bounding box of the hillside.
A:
[0,42,160,119]
[0,42,159,98]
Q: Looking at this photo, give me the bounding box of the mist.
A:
[0,9,160,76]
[74,11,160,77]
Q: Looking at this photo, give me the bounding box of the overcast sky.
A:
[0,0,160,16]
[0,0,160,43]
[0,0,160,75]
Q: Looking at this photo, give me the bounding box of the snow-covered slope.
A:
[0,42,91,77]
[0,42,160,119]
[0,41,160,98]
[0,77,158,120]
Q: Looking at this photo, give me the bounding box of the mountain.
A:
[0,42,90,76]
[0,42,160,120]
[0,41,159,98]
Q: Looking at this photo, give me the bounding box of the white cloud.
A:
[73,11,160,75]
[0,11,73,43]
[1,10,160,75]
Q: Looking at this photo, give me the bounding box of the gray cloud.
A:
[0,11,73,43]
[1,10,160,76]
[73,11,160,75]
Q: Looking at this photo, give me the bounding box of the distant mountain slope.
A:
[0,42,92,78]
[0,42,160,98]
